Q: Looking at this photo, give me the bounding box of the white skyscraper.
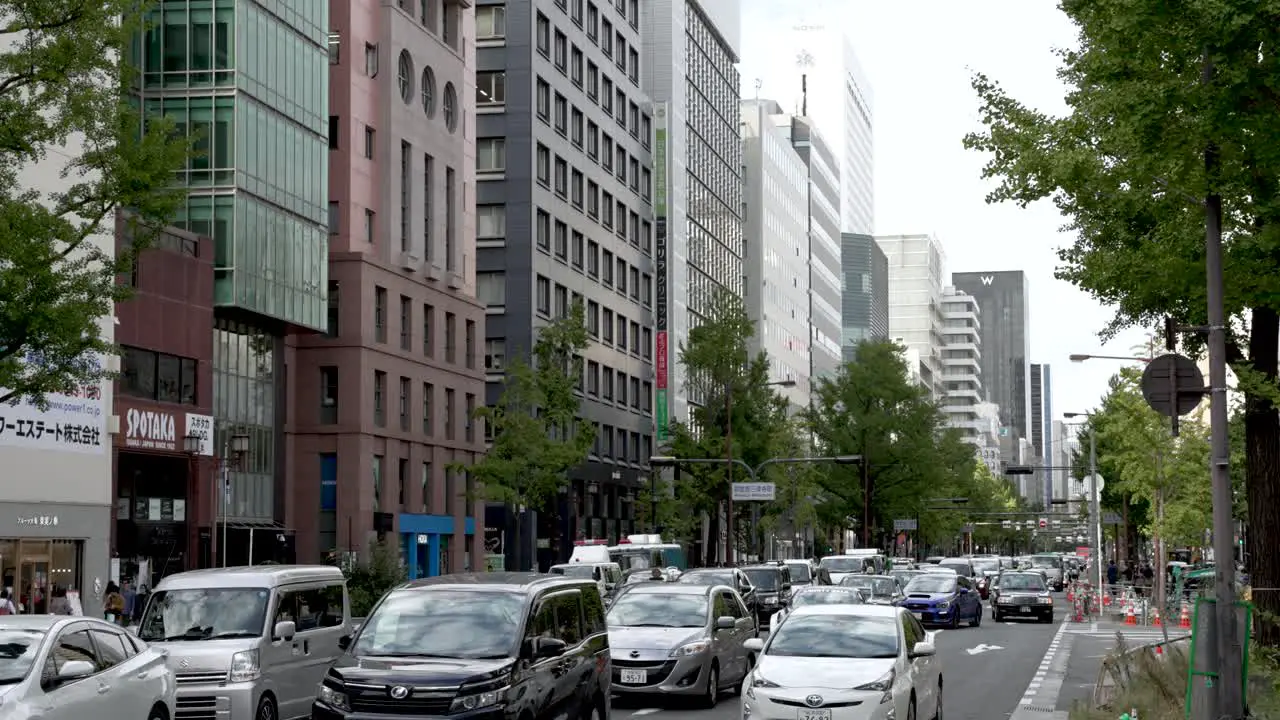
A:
[877,234,947,399]
[738,0,874,235]
[741,99,812,409]
[940,287,983,445]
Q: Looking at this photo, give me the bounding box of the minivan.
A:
[313,573,610,720]
[136,565,349,720]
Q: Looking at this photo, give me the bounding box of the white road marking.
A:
[631,709,662,716]
[965,643,1004,655]
[1012,618,1071,717]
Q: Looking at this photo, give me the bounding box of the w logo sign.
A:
[980,276,995,286]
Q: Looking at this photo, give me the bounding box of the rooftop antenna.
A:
[753,78,762,101]
[801,74,808,116]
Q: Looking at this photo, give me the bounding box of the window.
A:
[536,143,551,186]
[628,47,639,83]
[602,308,614,342]
[365,42,379,76]
[602,135,613,172]
[641,167,652,200]
[477,271,506,306]
[554,156,568,197]
[328,201,340,234]
[399,376,411,430]
[571,230,584,268]
[421,461,432,513]
[364,125,375,159]
[423,153,434,258]
[422,303,434,357]
[536,12,550,55]
[616,314,627,350]
[587,300,599,335]
[364,208,375,243]
[616,258,627,294]
[326,281,340,336]
[485,339,506,371]
[445,166,456,270]
[587,240,599,276]
[601,19,613,56]
[477,71,505,105]
[465,393,476,441]
[586,62,599,99]
[641,113,651,148]
[571,46,583,85]
[320,367,338,423]
[477,204,506,239]
[642,380,652,411]
[477,138,505,172]
[537,77,551,120]
[554,220,568,260]
[445,389,456,440]
[571,170,584,208]
[586,121,599,159]
[629,157,639,192]
[601,77,613,113]
[587,180,599,216]
[587,360,599,394]
[630,322,640,354]
[374,286,387,342]
[536,275,551,315]
[586,2,599,39]
[554,283,568,318]
[601,193,613,228]
[554,30,567,71]
[373,455,384,510]
[422,382,434,434]
[329,115,339,149]
[476,5,505,38]
[629,266,640,300]
[328,30,340,64]
[443,82,457,133]
[536,208,551,250]
[445,312,457,364]
[571,108,584,147]
[642,327,652,359]
[399,141,412,251]
[373,371,386,426]
[465,321,476,369]
[398,457,409,507]
[397,50,414,103]
[399,295,412,349]
[554,93,568,135]
[615,34,626,71]
[616,371,627,403]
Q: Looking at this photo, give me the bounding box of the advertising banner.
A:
[654,103,670,443]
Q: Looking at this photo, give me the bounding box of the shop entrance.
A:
[0,539,83,614]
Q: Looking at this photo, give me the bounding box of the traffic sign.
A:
[1103,512,1122,525]
[894,518,918,531]
[731,482,776,501]
[1038,518,1048,529]
[1141,353,1205,417]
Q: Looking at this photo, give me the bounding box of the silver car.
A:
[608,583,756,707]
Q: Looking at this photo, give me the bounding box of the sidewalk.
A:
[1054,619,1190,713]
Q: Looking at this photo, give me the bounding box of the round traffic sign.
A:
[1141,353,1204,417]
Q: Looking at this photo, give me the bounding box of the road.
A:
[611,593,1153,720]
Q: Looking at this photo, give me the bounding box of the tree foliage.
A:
[464,303,595,511]
[337,540,407,618]
[963,0,1280,641]
[0,1,192,406]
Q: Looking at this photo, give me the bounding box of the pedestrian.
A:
[103,582,125,625]
[0,589,15,615]
[1107,560,1118,587]
[49,586,71,615]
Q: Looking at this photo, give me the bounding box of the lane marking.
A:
[631,709,662,716]
[1014,619,1071,713]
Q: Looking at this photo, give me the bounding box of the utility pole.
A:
[724,386,735,566]
[861,455,871,548]
[1203,52,1244,719]
[1088,430,1102,592]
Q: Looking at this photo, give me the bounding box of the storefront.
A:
[399,514,477,579]
[0,501,111,616]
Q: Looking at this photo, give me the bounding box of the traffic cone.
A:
[1067,585,1074,602]
[1152,609,1162,627]
[1125,602,1137,625]
[1179,603,1191,629]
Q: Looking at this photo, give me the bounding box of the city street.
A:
[611,595,1175,720]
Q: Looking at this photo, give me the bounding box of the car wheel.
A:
[992,609,1001,622]
[949,610,960,629]
[933,680,943,720]
[701,662,720,708]
[970,606,981,627]
[907,694,918,720]
[255,696,277,720]
[147,703,169,720]
[1043,613,1054,624]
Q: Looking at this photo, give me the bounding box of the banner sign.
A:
[653,102,670,443]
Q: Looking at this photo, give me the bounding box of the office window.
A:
[642,381,652,412]
[422,303,434,357]
[422,382,434,434]
[373,371,387,426]
[571,170,584,208]
[476,5,505,38]
[399,141,412,251]
[601,19,613,56]
[465,320,476,369]
[477,204,506,239]
[554,93,568,135]
[364,125,375,158]
[477,138,505,172]
[535,12,550,55]
[641,113,651,148]
[616,371,627,404]
[329,116,340,149]
[586,180,599,216]
[477,272,505,306]
[571,231,584,268]
[399,376,411,430]
[602,308,614,342]
[328,201,340,234]
[374,287,387,342]
[364,208,375,243]
[328,30,341,64]
[536,275,551,315]
[602,365,613,399]
[616,314,627,351]
[628,266,639,299]
[601,135,613,171]
[628,47,639,83]
[554,30,567,71]
[536,143,551,186]
[423,153,434,260]
[477,71,505,105]
[629,157,639,192]
[602,250,613,285]
[421,461,432,513]
[444,167,456,271]
[326,281,340,336]
[372,455,384,510]
[554,284,568,318]
[465,393,476,441]
[616,259,627,295]
[554,220,568,259]
[485,339,506,371]
[586,2,599,39]
[536,77,551,120]
[398,458,408,507]
[587,240,599,276]
[320,366,338,423]
[571,46,583,85]
[536,208,551,250]
[399,295,412,349]
[571,108,584,147]
[445,389,456,440]
[586,121,599,158]
[365,42,379,76]
[553,156,568,197]
[445,312,457,363]
[642,327,652,359]
[587,300,599,336]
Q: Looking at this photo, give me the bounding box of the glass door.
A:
[18,540,50,614]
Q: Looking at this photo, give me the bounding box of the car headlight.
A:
[854,668,895,703]
[670,640,711,657]
[316,684,350,712]
[936,601,950,611]
[450,686,509,712]
[1040,596,1054,605]
[751,671,780,688]
[229,649,260,683]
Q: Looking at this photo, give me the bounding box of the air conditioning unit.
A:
[397,250,420,271]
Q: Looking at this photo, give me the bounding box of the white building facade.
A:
[741,99,812,408]
[940,287,983,445]
[738,0,873,235]
[877,234,947,399]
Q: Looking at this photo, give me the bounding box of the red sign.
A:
[655,331,668,389]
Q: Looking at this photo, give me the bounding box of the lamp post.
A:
[186,431,249,568]
[723,378,796,565]
[651,453,859,562]
[1068,354,1153,364]
[1063,413,1103,593]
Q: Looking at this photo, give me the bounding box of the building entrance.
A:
[0,539,83,614]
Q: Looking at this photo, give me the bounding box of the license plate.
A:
[912,612,924,620]
[620,669,647,684]
[799,710,832,720]
[1020,606,1032,613]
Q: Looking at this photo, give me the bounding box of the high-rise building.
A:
[741,99,811,408]
[738,0,873,234]
[642,0,744,430]
[133,0,333,562]
[878,234,947,398]
[777,116,842,380]
[284,0,486,573]
[840,232,889,360]
[952,271,1033,450]
[476,0,656,566]
[1030,363,1054,504]
[940,287,983,446]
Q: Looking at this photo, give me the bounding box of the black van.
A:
[312,573,610,720]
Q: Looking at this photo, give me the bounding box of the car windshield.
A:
[891,571,921,585]
[1001,574,1048,592]
[354,590,523,659]
[905,576,957,594]
[137,588,269,641]
[742,569,781,590]
[786,563,812,582]
[938,561,969,573]
[624,571,661,585]
[793,589,865,607]
[1031,556,1062,569]
[551,565,597,579]
[767,615,898,658]
[819,557,862,572]
[0,628,44,684]
[972,559,999,573]
[840,576,898,597]
[608,592,707,628]
[678,571,734,586]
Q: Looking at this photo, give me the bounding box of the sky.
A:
[741,1,1153,415]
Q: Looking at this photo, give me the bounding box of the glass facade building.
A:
[951,270,1033,445]
[839,232,888,359]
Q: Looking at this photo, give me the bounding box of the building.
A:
[952,271,1033,450]
[1030,363,1046,457]
[741,99,811,408]
[114,224,216,580]
[642,0,744,433]
[878,234,947,398]
[1031,362,1054,505]
[738,0,873,235]
[284,0,487,575]
[474,0,656,567]
[1051,419,1077,511]
[134,0,334,562]
[779,116,843,381]
[940,287,983,446]
[975,402,1003,474]
[840,232,889,360]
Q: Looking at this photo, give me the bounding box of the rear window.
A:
[742,569,781,590]
[1031,556,1062,569]
[785,563,812,582]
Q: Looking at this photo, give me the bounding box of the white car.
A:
[769,585,868,630]
[0,615,175,720]
[742,605,942,720]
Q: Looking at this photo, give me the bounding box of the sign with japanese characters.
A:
[185,413,214,456]
[124,406,178,451]
[0,373,106,454]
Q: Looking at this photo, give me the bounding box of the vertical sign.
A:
[653,103,670,443]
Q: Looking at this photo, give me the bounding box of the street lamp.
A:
[184,430,250,568]
[1069,353,1153,363]
[721,377,801,565]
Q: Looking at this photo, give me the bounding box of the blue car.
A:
[900,573,983,627]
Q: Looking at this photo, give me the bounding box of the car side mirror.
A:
[910,642,936,658]
[274,620,296,641]
[782,583,792,592]
[744,637,765,652]
[532,637,568,659]
[338,634,352,651]
[52,659,96,686]
[715,615,736,630]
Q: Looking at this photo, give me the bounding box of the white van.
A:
[549,561,623,597]
[135,565,349,720]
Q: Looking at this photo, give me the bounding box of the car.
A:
[890,568,925,589]
[607,582,756,707]
[991,571,1055,623]
[0,615,176,720]
[838,574,905,606]
[1028,554,1066,591]
[970,557,1001,599]
[782,560,821,587]
[313,573,610,720]
[924,556,946,565]
[817,554,874,584]
[768,586,867,630]
[740,564,794,625]
[741,605,942,720]
[936,557,976,578]
[677,568,761,622]
[901,572,984,628]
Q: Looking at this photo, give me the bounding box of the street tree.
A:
[963,462,1023,553]
[665,289,790,565]
[464,303,595,539]
[0,1,192,406]
[963,0,1280,639]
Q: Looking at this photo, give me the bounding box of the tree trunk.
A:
[1121,495,1130,568]
[1245,306,1280,646]
[704,502,721,567]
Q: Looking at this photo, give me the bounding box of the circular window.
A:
[443,82,458,133]
[421,66,436,117]
[397,50,414,104]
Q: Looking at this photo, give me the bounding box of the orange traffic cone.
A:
[1152,609,1162,627]
[1179,603,1192,629]
[1125,602,1137,626]
[1067,585,1074,602]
